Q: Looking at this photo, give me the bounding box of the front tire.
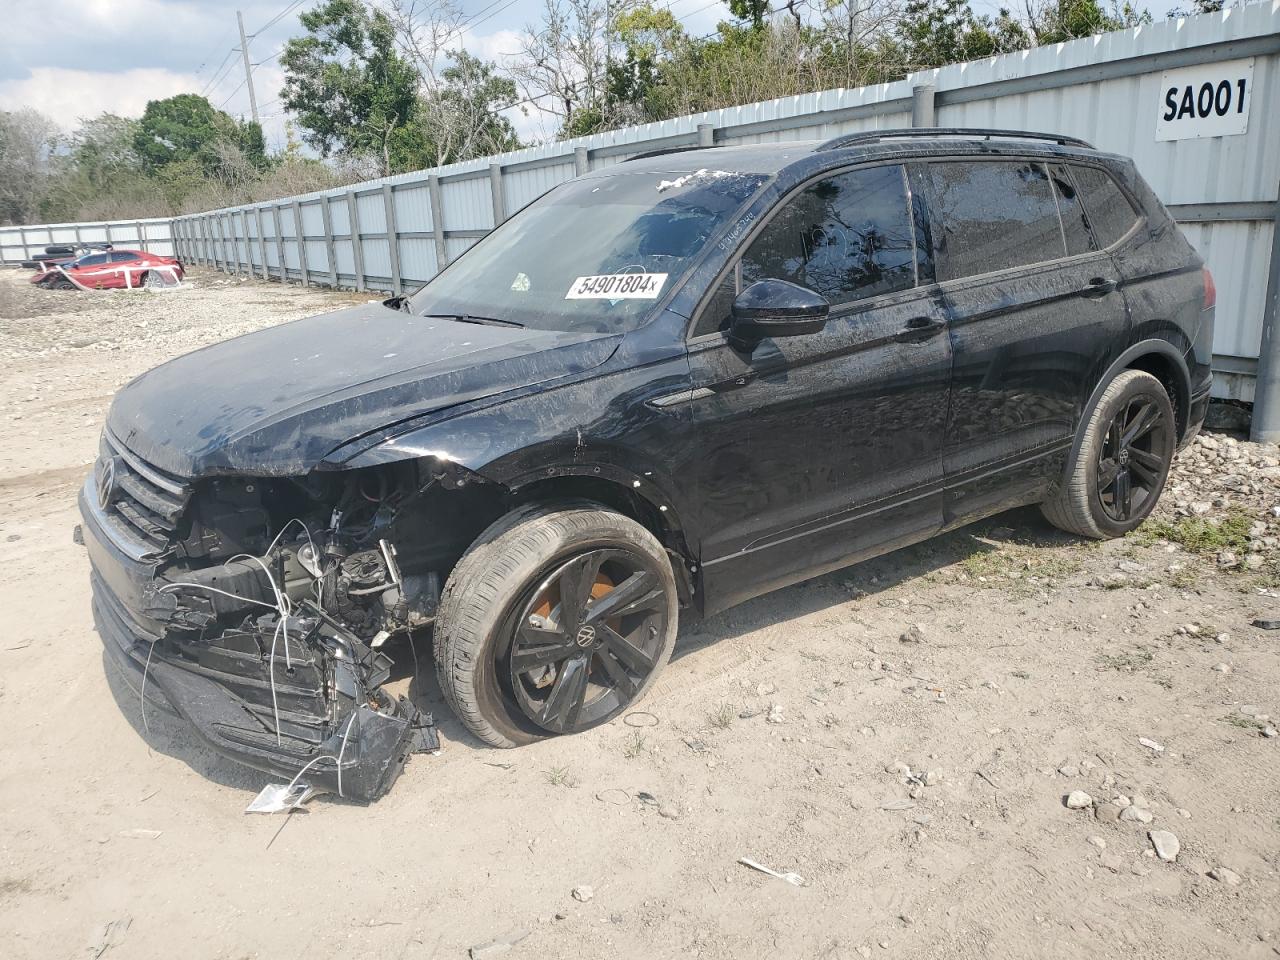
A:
[434,502,679,747]
[1042,369,1176,539]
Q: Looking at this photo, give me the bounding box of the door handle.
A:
[892,316,946,343]
[1079,277,1117,298]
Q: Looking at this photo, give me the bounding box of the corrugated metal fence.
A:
[4,4,1279,411]
[0,218,175,262]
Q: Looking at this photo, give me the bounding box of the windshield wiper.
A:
[423,313,525,329]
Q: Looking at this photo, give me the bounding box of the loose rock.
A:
[1208,867,1242,886]
[1065,790,1093,810]
[571,885,594,903]
[1120,806,1154,824]
[1149,830,1180,862]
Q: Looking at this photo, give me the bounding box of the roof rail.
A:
[623,143,716,163]
[816,127,1093,152]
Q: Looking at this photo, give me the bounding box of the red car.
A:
[32,249,184,290]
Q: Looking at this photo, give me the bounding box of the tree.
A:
[0,109,60,225]
[728,0,772,30]
[510,0,616,137]
[280,0,424,175]
[133,94,265,177]
[607,3,687,120]
[427,51,522,163]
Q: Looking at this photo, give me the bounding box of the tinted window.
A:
[1071,165,1139,248]
[1049,164,1094,256]
[110,251,141,262]
[77,253,110,266]
[740,164,917,305]
[926,161,1066,281]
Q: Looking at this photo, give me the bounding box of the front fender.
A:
[324,337,697,553]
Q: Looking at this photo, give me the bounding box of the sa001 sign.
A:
[1156,58,1253,141]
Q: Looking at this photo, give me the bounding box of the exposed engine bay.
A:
[82,435,511,803]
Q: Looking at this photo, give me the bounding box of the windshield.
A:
[408,169,767,333]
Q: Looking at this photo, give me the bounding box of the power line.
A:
[200,52,241,98]
[218,77,249,110]
[251,0,308,37]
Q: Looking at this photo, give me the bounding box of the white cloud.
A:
[0,67,200,130]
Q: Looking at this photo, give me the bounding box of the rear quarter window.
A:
[1070,165,1140,248]
[1049,164,1095,257]
[925,160,1067,281]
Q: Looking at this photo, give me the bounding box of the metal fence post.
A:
[697,123,715,147]
[1252,208,1280,442]
[212,216,223,271]
[137,221,148,253]
[426,176,447,280]
[239,209,253,277]
[489,162,506,227]
[574,146,589,176]
[291,201,310,286]
[272,205,287,280]
[255,208,269,280]
[347,191,366,292]
[228,212,241,274]
[911,83,936,127]
[320,194,340,288]
[383,183,403,294]
[17,226,27,260]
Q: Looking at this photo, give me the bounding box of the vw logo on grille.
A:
[575,624,597,648]
[97,456,121,511]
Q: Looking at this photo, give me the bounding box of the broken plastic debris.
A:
[246,782,316,814]
[656,169,735,192]
[1138,737,1165,753]
[738,856,806,886]
[87,915,132,959]
[117,828,162,840]
[469,929,530,959]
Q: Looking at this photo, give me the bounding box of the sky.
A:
[0,0,1193,150]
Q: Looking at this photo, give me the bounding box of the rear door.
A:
[686,162,952,612]
[919,158,1130,524]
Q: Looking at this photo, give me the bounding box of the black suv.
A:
[81,129,1213,800]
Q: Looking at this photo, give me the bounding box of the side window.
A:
[79,253,109,266]
[110,251,141,262]
[740,164,917,306]
[926,160,1066,281]
[1071,165,1140,248]
[696,269,738,337]
[1049,164,1095,256]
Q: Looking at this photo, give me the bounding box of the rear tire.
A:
[434,502,679,748]
[1041,370,1176,539]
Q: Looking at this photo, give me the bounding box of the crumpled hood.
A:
[107,303,617,478]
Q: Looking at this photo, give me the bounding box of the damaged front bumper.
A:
[79,480,437,804]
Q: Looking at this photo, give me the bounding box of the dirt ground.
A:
[1,266,1278,960]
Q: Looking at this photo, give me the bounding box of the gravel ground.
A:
[1,266,1278,960]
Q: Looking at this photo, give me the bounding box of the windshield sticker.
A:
[565,273,668,300]
[510,272,530,292]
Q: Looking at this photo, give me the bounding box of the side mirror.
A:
[382,294,409,312]
[729,279,829,348]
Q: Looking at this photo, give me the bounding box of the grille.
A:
[94,432,191,558]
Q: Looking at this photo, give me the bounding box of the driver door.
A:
[686,163,952,613]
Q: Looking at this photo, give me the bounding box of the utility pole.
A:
[236,10,260,126]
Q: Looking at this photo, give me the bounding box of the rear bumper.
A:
[80,479,437,803]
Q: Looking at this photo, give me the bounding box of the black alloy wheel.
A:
[504,548,669,734]
[1096,393,1171,523]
